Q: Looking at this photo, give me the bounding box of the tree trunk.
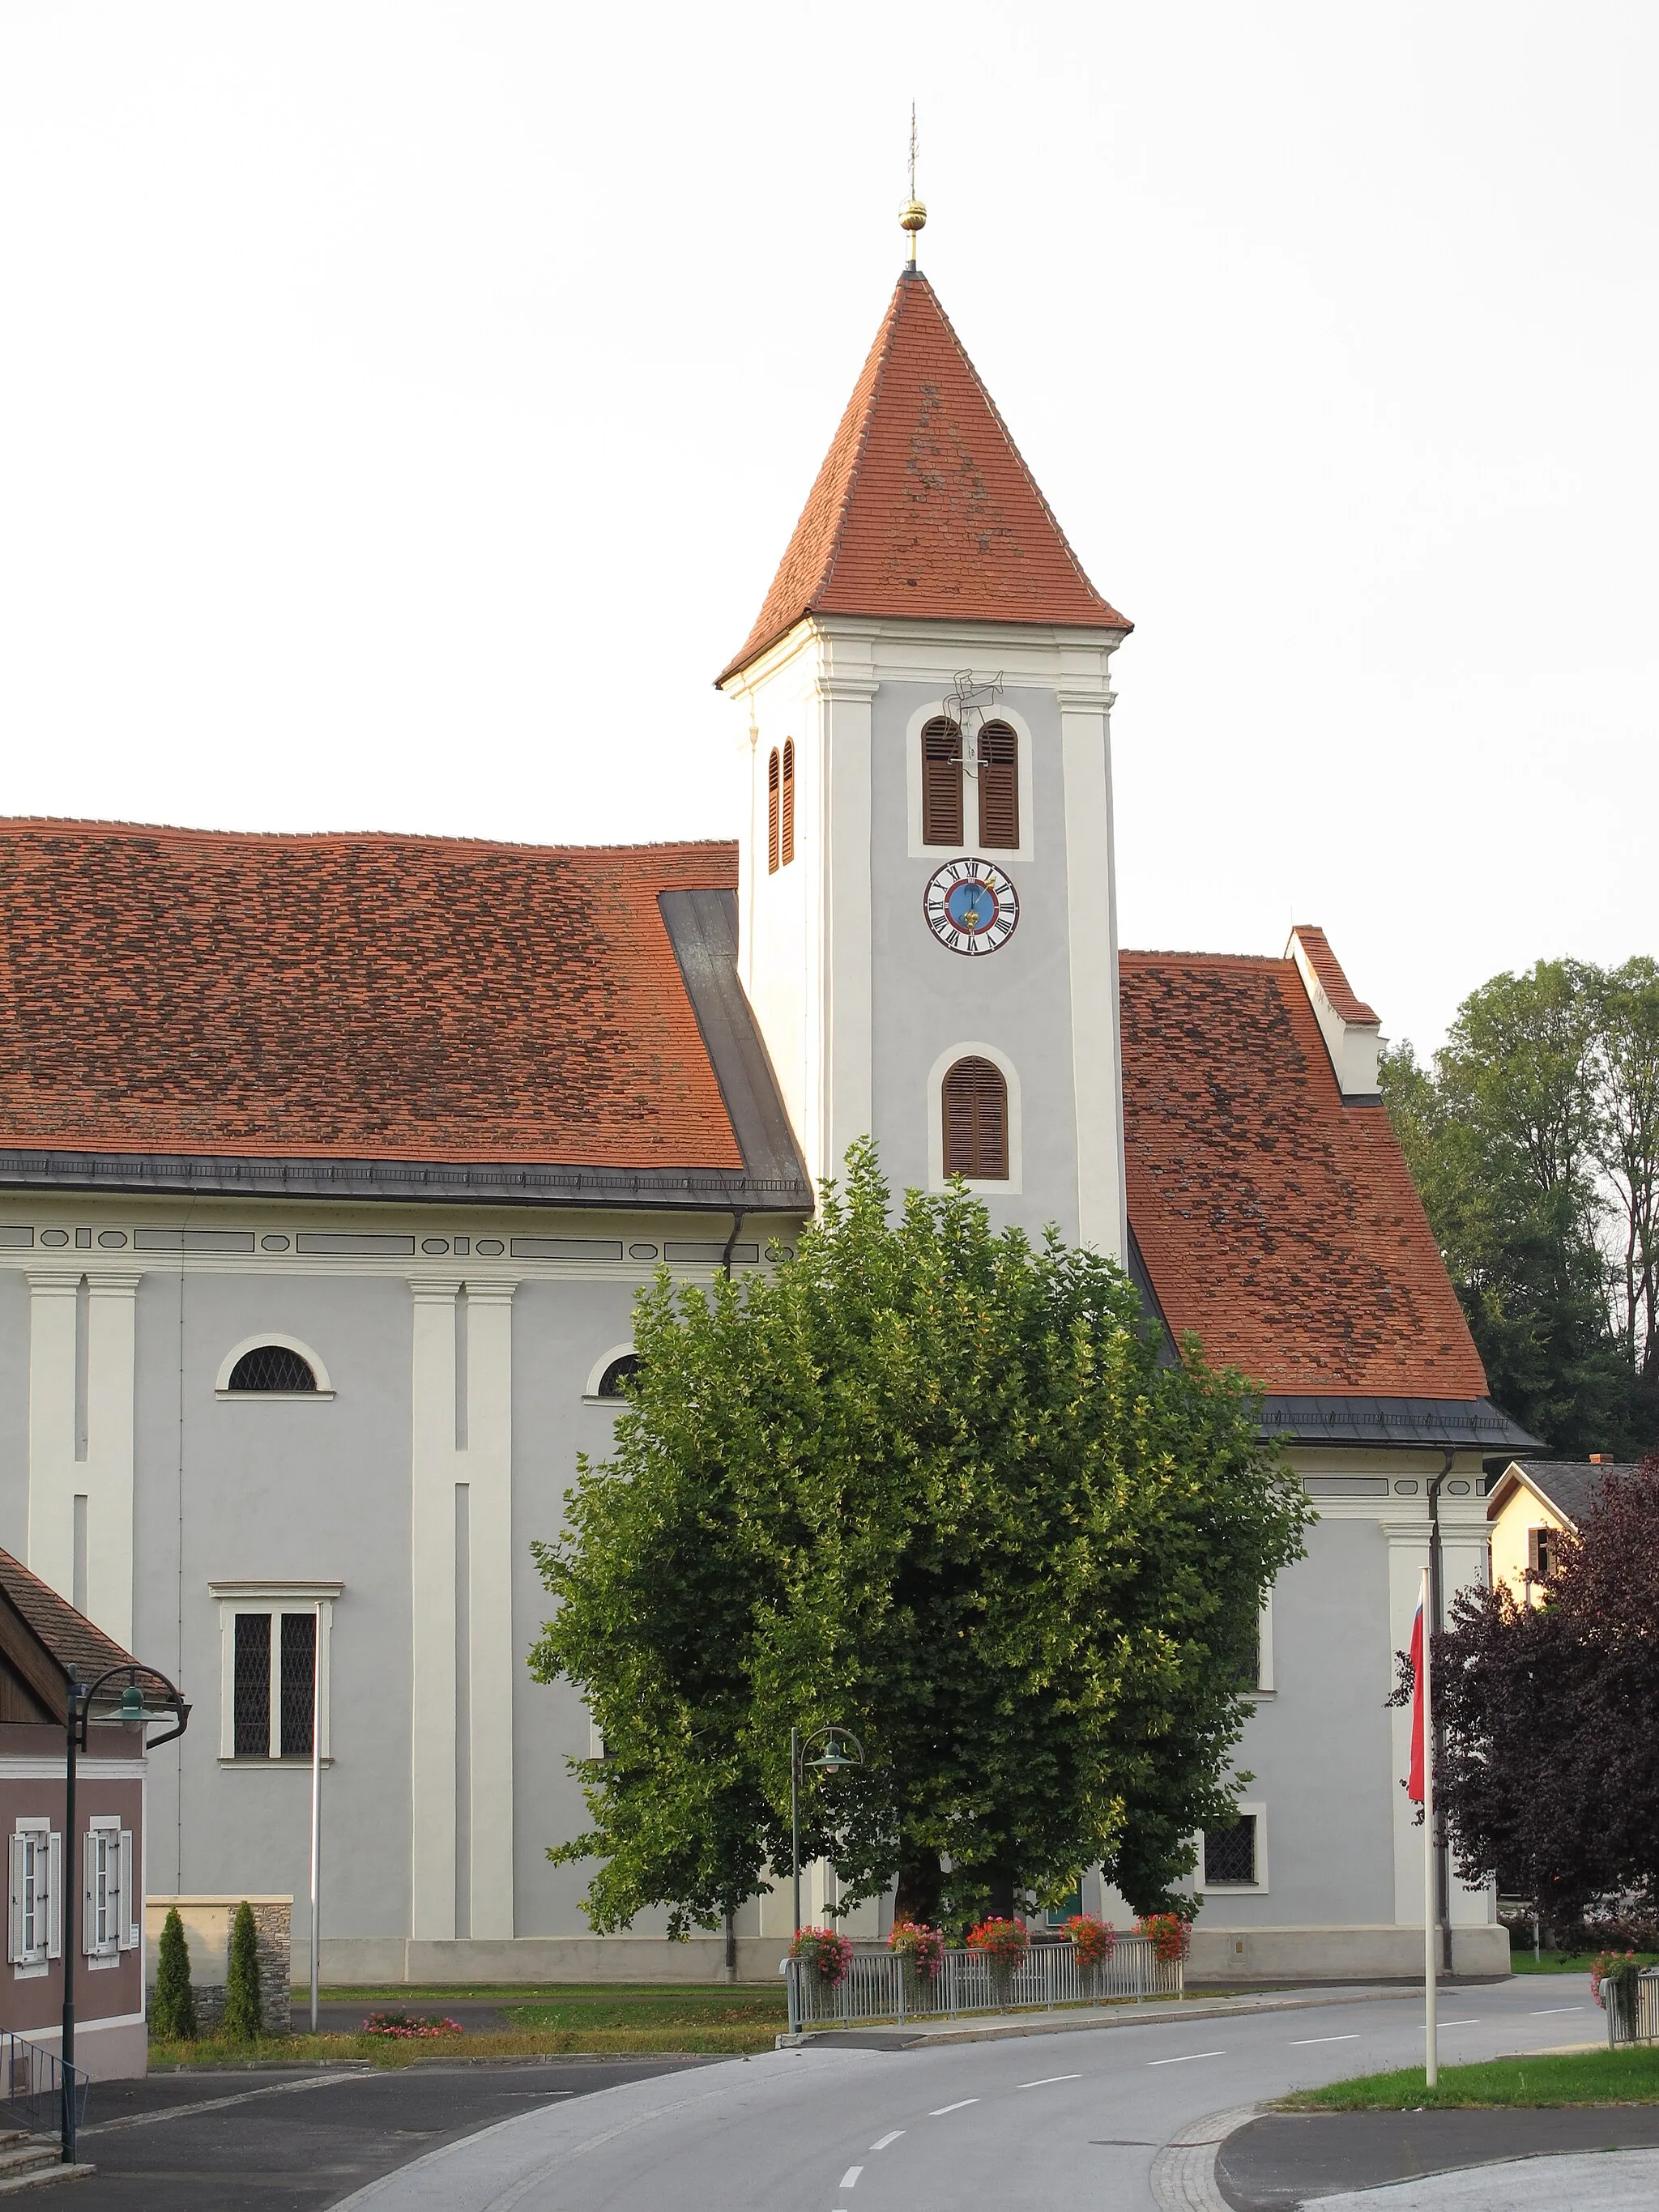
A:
[984,1867,1017,1923]
[893,1848,944,1926]
[723,1908,737,1984]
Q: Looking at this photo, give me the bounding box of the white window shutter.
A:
[45,1833,62,1961]
[118,1831,137,1950]
[7,1835,22,1965]
[83,1833,96,1955]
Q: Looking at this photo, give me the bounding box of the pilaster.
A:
[25,1271,79,1607]
[817,646,878,1184]
[84,1272,141,1647]
[1057,673,1127,1258]
[463,1281,517,1941]
[409,1280,463,1941]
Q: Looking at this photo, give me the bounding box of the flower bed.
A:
[791,1925,855,1986]
[360,2012,464,2040]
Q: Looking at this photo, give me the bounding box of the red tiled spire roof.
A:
[0,820,744,1170]
[1120,949,1489,1399]
[719,271,1130,684]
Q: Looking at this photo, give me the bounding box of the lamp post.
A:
[61,1666,189,2167]
[789,1726,864,1937]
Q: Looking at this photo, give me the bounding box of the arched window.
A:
[978,722,1019,849]
[767,748,780,875]
[596,1353,640,1399]
[780,739,795,867]
[227,1345,318,1393]
[942,1057,1009,1181]
[922,718,963,846]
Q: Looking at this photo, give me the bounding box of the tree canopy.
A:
[1431,1459,1659,1929]
[1381,957,1659,1457]
[530,1144,1309,1936]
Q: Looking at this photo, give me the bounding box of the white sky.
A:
[2,2,1653,1055]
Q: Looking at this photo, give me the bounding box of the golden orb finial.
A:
[901,101,925,268]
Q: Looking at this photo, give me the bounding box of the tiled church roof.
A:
[1120,950,1488,1399]
[0,820,746,1174]
[719,271,1130,684]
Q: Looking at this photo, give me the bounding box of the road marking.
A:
[839,2168,864,2189]
[1529,2005,1584,2015]
[869,2131,904,2150]
[1148,2051,1225,2065]
[929,2099,980,2115]
[1440,2020,1478,2027]
[1290,2034,1359,2046]
[1017,2073,1081,2088]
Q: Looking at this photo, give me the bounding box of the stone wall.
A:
[145,1894,292,2034]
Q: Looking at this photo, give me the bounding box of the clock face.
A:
[923,858,1020,957]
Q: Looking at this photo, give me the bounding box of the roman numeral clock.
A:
[922,857,1020,957]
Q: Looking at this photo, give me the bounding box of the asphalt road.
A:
[315,1974,1605,2210]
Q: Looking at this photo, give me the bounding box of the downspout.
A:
[720,1203,747,1985]
[1427,1448,1454,1975]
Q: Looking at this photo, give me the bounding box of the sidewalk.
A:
[1216,2108,1659,2210]
[784,1980,1426,2049]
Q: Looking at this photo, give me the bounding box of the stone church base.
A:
[1188,1923,1511,1982]
[310,1923,1512,1988]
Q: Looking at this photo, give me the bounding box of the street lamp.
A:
[62,1666,189,2168]
[788,1725,864,1937]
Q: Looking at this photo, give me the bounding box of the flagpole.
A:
[1422,1564,1437,2089]
[309,1603,322,2035]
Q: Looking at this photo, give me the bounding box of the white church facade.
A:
[0,258,1529,1984]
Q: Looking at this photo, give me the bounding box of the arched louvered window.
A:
[597,1353,640,1399]
[942,1057,1009,1181]
[767,748,781,875]
[922,718,963,846]
[227,1345,318,1393]
[978,722,1019,849]
[780,739,795,867]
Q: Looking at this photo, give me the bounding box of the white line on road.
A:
[1017,2073,1082,2088]
[1440,2020,1479,2028]
[1148,2051,1226,2066]
[929,2099,980,2115]
[1529,2005,1584,2015]
[1290,2034,1359,2046]
[869,2132,904,2150]
[839,2167,864,2188]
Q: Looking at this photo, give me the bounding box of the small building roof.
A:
[719,270,1130,685]
[1485,1458,1643,1526]
[0,1548,154,1725]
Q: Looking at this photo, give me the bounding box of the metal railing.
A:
[0,2033,88,2135]
[1605,1965,1659,2048]
[785,1934,1182,2036]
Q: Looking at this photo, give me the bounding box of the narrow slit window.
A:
[766,748,780,875]
[922,718,963,846]
[780,740,795,867]
[279,1613,317,1758]
[978,722,1019,849]
[942,1057,1009,1181]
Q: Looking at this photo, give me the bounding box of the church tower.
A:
[718,233,1133,1253]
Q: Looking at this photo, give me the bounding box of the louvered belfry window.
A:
[978,722,1019,849]
[943,1057,1009,1180]
[767,748,781,875]
[780,739,795,867]
[922,718,963,846]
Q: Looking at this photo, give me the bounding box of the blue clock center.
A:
[945,877,999,933]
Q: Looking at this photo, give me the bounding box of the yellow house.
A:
[1485,1457,1634,1600]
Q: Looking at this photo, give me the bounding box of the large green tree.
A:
[1380,957,1659,1457]
[530,1144,1309,1936]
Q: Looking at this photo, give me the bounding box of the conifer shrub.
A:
[151,1906,196,2040]
[221,1900,262,2040]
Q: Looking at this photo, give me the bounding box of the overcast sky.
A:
[2,3,1652,1055]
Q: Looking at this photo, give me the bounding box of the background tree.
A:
[1431,1459,1659,1930]
[531,1144,1309,1934]
[1380,957,1659,1456]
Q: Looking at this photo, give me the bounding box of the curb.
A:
[778,1980,1427,2052]
[1149,2105,1260,2212]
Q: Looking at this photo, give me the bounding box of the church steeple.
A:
[717,271,1131,687]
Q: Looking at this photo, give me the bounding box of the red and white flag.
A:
[1407,1588,1426,1805]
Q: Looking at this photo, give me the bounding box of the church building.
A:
[0,238,1531,1984]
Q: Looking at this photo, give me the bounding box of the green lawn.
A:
[1280,2046,1659,2110]
[1508,1950,1657,1975]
